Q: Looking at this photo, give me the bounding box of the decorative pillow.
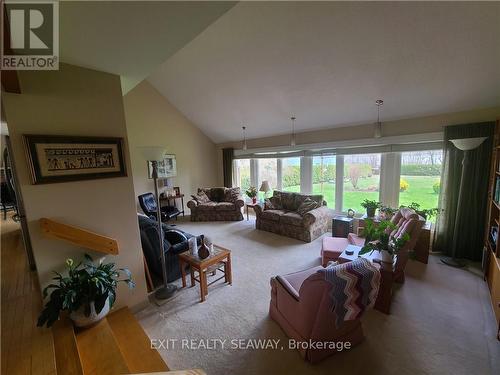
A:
[191,191,210,204]
[224,187,241,203]
[264,198,275,210]
[296,198,320,216]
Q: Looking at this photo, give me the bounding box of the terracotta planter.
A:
[70,298,110,328]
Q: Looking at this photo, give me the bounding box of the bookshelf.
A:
[484,120,500,340]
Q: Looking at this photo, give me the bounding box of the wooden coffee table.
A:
[178,245,232,302]
[338,244,395,314]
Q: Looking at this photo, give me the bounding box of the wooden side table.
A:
[332,217,354,238]
[178,245,232,302]
[414,222,432,264]
[159,194,185,217]
[245,203,260,220]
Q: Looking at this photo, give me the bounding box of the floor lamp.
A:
[441,136,487,268]
[140,147,177,300]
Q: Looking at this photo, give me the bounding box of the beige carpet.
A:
[136,217,500,375]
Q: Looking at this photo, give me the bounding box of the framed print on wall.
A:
[147,154,177,179]
[23,135,127,184]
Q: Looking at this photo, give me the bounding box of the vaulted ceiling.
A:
[147,1,500,143]
[59,2,500,143]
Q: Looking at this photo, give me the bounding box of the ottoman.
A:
[321,237,349,266]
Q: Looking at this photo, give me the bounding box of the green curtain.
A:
[222,148,234,188]
[433,122,495,261]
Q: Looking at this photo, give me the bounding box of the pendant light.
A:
[374,99,383,138]
[242,126,247,150]
[290,116,296,146]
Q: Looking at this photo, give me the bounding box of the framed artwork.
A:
[23,135,127,184]
[173,186,181,196]
[148,154,177,179]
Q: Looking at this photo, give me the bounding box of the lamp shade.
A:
[259,180,271,192]
[450,137,487,151]
[139,146,167,161]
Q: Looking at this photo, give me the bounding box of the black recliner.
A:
[138,214,197,284]
[138,192,180,222]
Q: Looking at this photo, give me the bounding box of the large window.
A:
[233,159,251,193]
[399,150,442,212]
[343,154,381,213]
[282,157,300,193]
[312,155,336,207]
[257,158,277,199]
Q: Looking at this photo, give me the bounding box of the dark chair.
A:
[1,181,17,220]
[138,192,180,222]
[138,214,197,285]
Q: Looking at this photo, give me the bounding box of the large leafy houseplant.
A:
[37,254,135,328]
[359,219,410,262]
[360,199,381,218]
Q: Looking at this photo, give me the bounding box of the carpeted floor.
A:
[136,217,500,375]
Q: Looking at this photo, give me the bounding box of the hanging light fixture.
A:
[290,116,296,146]
[374,99,384,138]
[242,125,247,150]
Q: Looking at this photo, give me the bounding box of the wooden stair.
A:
[52,307,169,375]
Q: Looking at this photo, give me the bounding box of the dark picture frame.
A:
[173,186,181,196]
[23,135,127,184]
[147,154,177,179]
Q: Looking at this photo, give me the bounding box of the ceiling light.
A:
[374,99,384,138]
[290,116,296,146]
[242,126,247,150]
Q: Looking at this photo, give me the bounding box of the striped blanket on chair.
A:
[318,257,380,328]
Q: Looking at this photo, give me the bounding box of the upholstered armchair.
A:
[270,266,366,363]
[348,207,425,282]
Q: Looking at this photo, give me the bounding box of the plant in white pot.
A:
[358,219,410,263]
[37,254,135,328]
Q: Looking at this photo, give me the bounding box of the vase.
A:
[366,207,376,218]
[70,298,110,328]
[252,197,257,204]
[380,250,394,264]
[198,235,210,259]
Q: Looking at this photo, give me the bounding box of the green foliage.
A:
[283,166,300,187]
[433,182,440,194]
[359,219,410,256]
[400,179,409,192]
[312,164,335,184]
[37,254,135,328]
[400,202,439,220]
[380,205,397,216]
[400,164,442,176]
[360,199,381,210]
[245,186,258,198]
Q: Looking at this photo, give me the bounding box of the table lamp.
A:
[259,180,271,199]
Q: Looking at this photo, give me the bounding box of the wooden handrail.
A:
[39,218,119,255]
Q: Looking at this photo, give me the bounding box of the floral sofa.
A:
[254,191,330,242]
[187,187,244,221]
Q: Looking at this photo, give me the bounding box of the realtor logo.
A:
[1,0,59,70]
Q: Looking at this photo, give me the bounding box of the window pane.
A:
[282,157,300,193]
[312,155,335,208]
[233,159,251,192]
[399,150,443,221]
[343,154,381,214]
[258,158,277,199]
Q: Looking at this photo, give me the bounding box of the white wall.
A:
[2,64,148,309]
[124,81,218,211]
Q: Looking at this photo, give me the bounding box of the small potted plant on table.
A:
[361,199,381,218]
[359,219,410,263]
[37,254,135,328]
[246,186,258,204]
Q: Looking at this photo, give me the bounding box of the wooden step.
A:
[52,316,83,375]
[106,307,169,373]
[75,318,129,375]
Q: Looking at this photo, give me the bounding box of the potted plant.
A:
[361,199,381,218]
[37,254,135,328]
[402,202,439,221]
[246,186,258,204]
[359,219,410,263]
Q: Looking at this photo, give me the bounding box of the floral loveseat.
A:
[187,187,244,221]
[254,191,330,242]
